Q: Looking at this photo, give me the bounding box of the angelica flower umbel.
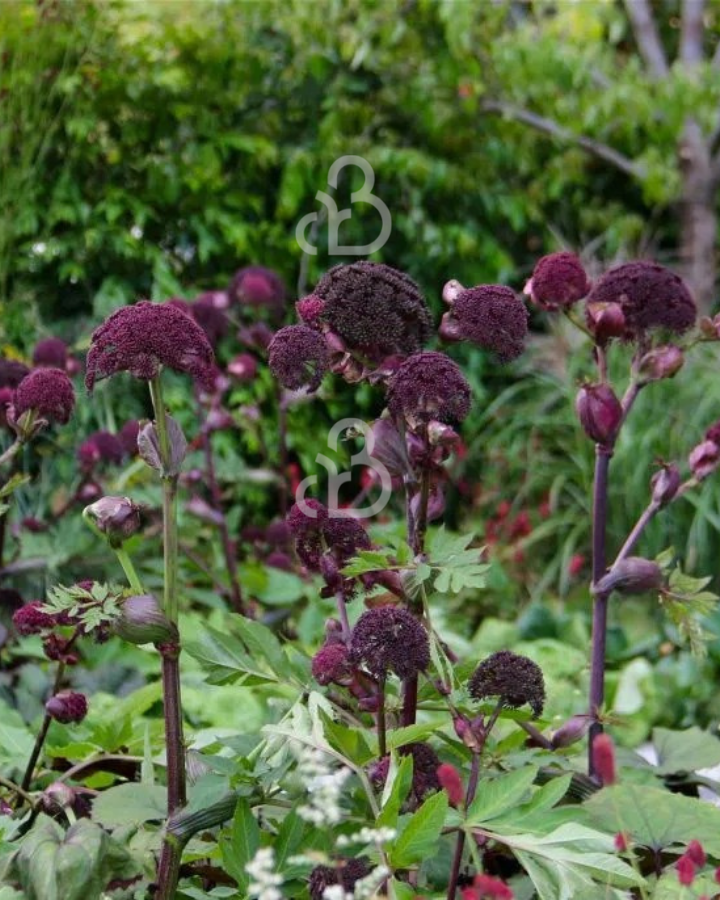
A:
[246,846,283,900]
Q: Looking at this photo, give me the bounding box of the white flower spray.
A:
[296,745,352,826]
[246,846,283,900]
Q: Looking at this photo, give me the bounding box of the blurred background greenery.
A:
[3,0,720,735]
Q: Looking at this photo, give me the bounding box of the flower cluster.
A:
[586,261,696,339]
[14,367,75,425]
[468,650,545,718]
[296,746,352,827]
[308,858,371,900]
[268,325,330,392]
[230,266,286,314]
[32,337,68,370]
[246,846,283,900]
[77,430,126,469]
[525,251,590,311]
[441,284,528,361]
[314,261,433,361]
[349,605,430,680]
[85,301,215,391]
[388,351,471,424]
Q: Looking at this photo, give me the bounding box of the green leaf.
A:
[377,754,414,830]
[466,767,539,825]
[230,615,294,680]
[387,722,442,751]
[185,626,280,686]
[219,799,259,890]
[274,808,305,873]
[652,726,720,775]
[389,791,449,867]
[584,784,720,855]
[91,783,167,828]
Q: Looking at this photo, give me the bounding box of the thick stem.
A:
[278,395,289,516]
[377,678,387,758]
[446,752,481,899]
[21,661,66,791]
[336,592,351,640]
[149,376,187,899]
[588,446,612,777]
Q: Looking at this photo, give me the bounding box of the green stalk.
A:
[149,374,187,900]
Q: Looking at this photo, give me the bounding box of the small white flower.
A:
[246,846,283,900]
[295,745,351,827]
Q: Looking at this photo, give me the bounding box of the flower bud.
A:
[689,439,720,481]
[437,763,465,807]
[84,496,142,548]
[368,418,411,478]
[586,302,626,344]
[637,345,684,383]
[593,557,663,596]
[227,353,257,382]
[113,594,178,646]
[42,781,75,810]
[46,691,88,724]
[551,714,591,749]
[651,463,681,507]
[442,279,465,306]
[592,733,616,786]
[575,384,622,446]
[438,310,463,342]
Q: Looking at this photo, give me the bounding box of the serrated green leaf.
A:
[219,799,259,890]
[389,790,449,867]
[91,783,167,827]
[466,766,538,825]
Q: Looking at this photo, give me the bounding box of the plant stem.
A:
[0,774,36,808]
[0,438,23,469]
[377,678,387,757]
[612,500,660,567]
[21,661,66,791]
[588,445,611,778]
[149,375,187,900]
[114,547,144,594]
[446,752,481,899]
[335,591,351,640]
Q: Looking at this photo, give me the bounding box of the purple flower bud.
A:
[268,325,329,392]
[689,439,720,481]
[14,368,75,425]
[227,353,257,382]
[113,594,177,646]
[229,266,286,313]
[442,279,465,306]
[33,337,68,370]
[637,345,684,383]
[551,714,591,749]
[526,251,590,311]
[651,463,681,507]
[593,557,664,596]
[13,601,55,635]
[84,496,142,548]
[311,643,353,686]
[575,383,622,446]
[296,295,326,326]
[586,302,627,345]
[46,691,88,724]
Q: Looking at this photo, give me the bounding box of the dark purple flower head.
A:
[468,650,546,717]
[85,301,215,391]
[441,285,528,361]
[13,601,56,635]
[309,858,371,900]
[296,295,326,327]
[15,368,75,424]
[323,516,372,566]
[77,430,125,468]
[0,358,30,389]
[388,351,471,424]
[311,642,353,686]
[32,337,68,369]
[266,550,293,571]
[229,266,286,313]
[350,605,430,680]
[403,742,441,801]
[314,262,433,360]
[526,252,590,311]
[118,420,140,457]
[266,519,290,547]
[286,500,328,569]
[191,295,229,348]
[268,325,329,392]
[586,262,696,338]
[46,691,88,724]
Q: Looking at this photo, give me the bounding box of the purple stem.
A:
[612,500,660,567]
[446,749,482,899]
[588,445,611,777]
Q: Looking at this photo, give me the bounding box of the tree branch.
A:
[680,0,706,66]
[623,0,670,80]
[481,101,646,180]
